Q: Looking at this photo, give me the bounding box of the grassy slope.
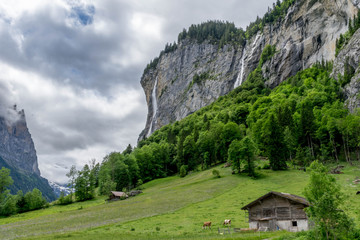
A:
[1,163,359,240]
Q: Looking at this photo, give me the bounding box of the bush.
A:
[57,191,73,205]
[136,179,143,190]
[262,164,271,169]
[212,169,221,178]
[179,165,187,178]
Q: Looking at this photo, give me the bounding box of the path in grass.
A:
[0,167,241,240]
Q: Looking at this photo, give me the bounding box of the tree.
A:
[238,136,257,177]
[183,135,197,170]
[220,121,242,161]
[0,193,17,216]
[66,165,77,201]
[122,144,133,155]
[75,164,95,201]
[0,167,16,216]
[98,169,116,196]
[228,140,243,173]
[24,188,47,211]
[0,167,13,194]
[123,154,140,188]
[304,161,355,239]
[263,114,287,170]
[179,165,187,178]
[16,190,27,213]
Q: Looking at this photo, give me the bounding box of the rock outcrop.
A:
[332,28,360,111]
[0,105,40,175]
[0,105,56,201]
[139,0,359,140]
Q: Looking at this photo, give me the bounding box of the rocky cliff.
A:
[0,105,40,175]
[0,105,56,201]
[139,0,359,140]
[332,27,360,111]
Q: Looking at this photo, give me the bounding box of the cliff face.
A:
[0,106,56,201]
[0,106,40,175]
[139,0,359,140]
[332,27,360,111]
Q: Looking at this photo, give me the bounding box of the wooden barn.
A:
[109,191,128,200]
[241,191,310,232]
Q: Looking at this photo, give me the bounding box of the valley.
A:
[1,163,359,239]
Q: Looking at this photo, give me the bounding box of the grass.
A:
[1,162,359,240]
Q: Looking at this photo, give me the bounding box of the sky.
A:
[0,0,276,184]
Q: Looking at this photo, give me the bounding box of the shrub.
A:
[212,169,221,178]
[179,165,187,178]
[57,191,73,205]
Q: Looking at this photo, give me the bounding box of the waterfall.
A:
[147,78,158,137]
[234,48,247,88]
[250,33,261,56]
[234,33,262,89]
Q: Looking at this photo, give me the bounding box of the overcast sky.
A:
[0,0,276,184]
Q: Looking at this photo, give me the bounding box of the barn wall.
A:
[276,220,308,232]
[249,221,258,229]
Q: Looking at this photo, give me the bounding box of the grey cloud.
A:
[0,1,137,94]
[0,81,20,123]
[0,0,279,184]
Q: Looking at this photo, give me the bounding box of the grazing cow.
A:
[357,191,360,195]
[203,221,211,229]
[223,219,231,227]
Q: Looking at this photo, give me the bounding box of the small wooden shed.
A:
[241,191,310,232]
[109,191,128,200]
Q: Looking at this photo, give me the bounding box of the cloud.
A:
[0,79,20,124]
[0,62,146,183]
[0,0,277,184]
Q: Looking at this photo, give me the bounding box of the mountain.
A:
[48,181,71,197]
[139,0,359,140]
[0,105,56,201]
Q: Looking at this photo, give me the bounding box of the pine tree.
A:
[264,114,287,170]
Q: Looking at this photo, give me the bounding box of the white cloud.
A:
[0,62,146,183]
[0,0,277,184]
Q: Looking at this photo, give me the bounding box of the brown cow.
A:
[203,221,211,229]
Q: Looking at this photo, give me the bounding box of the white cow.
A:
[223,219,231,227]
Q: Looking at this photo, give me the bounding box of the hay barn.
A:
[241,191,310,232]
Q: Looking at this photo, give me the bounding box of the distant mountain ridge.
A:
[0,105,56,201]
[139,0,359,140]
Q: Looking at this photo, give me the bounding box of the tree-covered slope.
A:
[93,53,360,194]
[0,157,56,202]
[140,0,358,139]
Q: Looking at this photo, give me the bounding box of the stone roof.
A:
[241,191,309,210]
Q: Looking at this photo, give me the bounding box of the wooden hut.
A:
[109,191,128,200]
[241,191,310,232]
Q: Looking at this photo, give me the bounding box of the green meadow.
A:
[1,163,359,240]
